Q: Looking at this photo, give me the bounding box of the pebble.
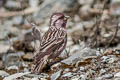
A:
[0,70,9,77]
[62,72,73,77]
[12,16,23,25]
[100,69,106,75]
[114,72,120,78]
[103,74,113,79]
[51,70,62,80]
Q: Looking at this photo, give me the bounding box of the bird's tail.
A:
[33,55,49,74]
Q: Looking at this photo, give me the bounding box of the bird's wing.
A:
[50,34,67,58]
[40,27,66,52]
[34,27,66,63]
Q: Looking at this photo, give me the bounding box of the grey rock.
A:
[101,56,109,63]
[100,69,106,75]
[31,77,39,80]
[114,78,120,80]
[108,55,118,63]
[101,55,118,63]
[115,72,120,78]
[12,16,23,25]
[61,47,96,65]
[95,77,103,80]
[0,70,9,77]
[71,75,81,80]
[33,0,78,23]
[3,72,31,80]
[80,67,85,71]
[78,0,94,5]
[103,74,113,79]
[51,70,62,80]
[111,0,120,3]
[2,52,24,67]
[110,0,120,16]
[0,20,13,39]
[0,44,9,54]
[80,74,87,80]
[63,68,70,73]
[29,0,39,8]
[26,73,49,78]
[5,0,21,9]
[62,72,73,77]
[7,65,18,70]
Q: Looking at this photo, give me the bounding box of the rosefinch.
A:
[33,13,69,73]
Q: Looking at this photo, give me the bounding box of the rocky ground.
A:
[0,0,120,80]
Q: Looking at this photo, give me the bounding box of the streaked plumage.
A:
[33,13,68,73]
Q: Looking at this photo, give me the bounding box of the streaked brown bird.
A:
[33,13,69,74]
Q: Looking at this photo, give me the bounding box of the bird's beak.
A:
[64,15,70,20]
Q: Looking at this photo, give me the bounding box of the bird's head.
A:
[50,13,69,28]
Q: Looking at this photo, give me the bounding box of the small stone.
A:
[71,75,80,80]
[62,48,96,65]
[80,74,87,80]
[78,0,93,5]
[114,72,120,78]
[95,77,103,80]
[74,15,80,22]
[80,67,85,71]
[101,56,109,63]
[100,69,106,75]
[0,44,9,54]
[114,78,120,80]
[5,0,21,9]
[62,72,73,77]
[12,16,23,25]
[7,65,18,70]
[31,77,39,80]
[40,78,47,80]
[51,70,62,80]
[3,72,31,80]
[0,70,9,77]
[103,74,113,79]
[2,52,24,67]
[63,68,70,74]
[108,56,118,63]
[29,0,39,8]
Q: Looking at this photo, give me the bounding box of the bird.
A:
[33,13,69,74]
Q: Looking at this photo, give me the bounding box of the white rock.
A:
[12,16,23,25]
[7,65,18,70]
[31,77,39,80]
[0,44,9,53]
[78,0,93,5]
[62,47,96,65]
[62,72,72,77]
[0,70,9,77]
[114,72,120,78]
[101,56,109,63]
[80,74,87,80]
[3,72,31,80]
[29,0,39,8]
[100,69,106,75]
